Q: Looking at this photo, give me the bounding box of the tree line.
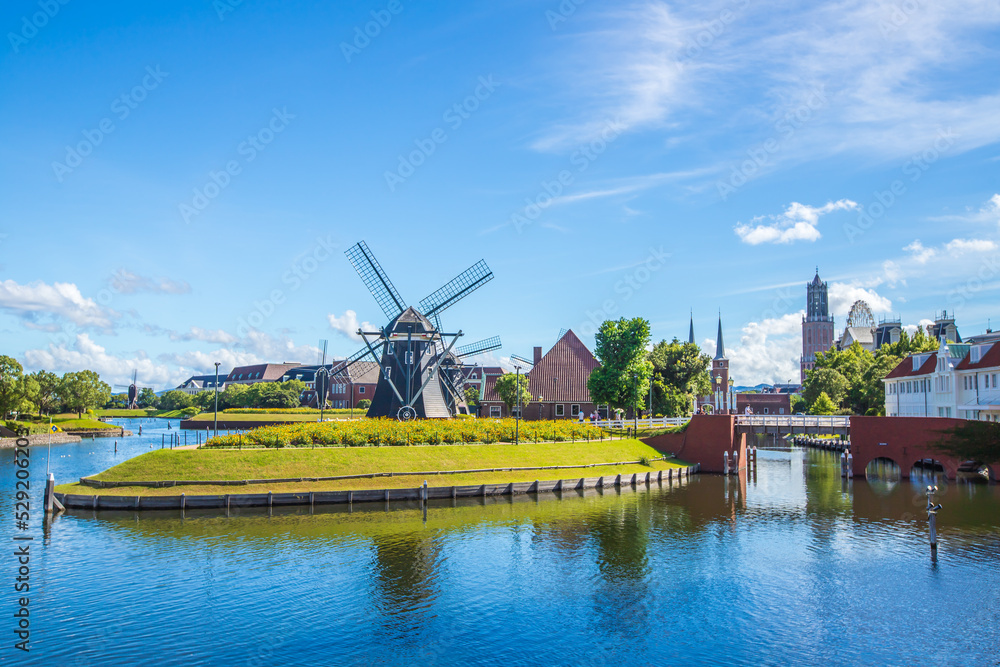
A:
[0,355,112,419]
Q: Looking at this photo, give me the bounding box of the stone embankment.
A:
[0,433,82,448]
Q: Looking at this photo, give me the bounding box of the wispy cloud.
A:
[111,269,191,295]
[0,279,118,329]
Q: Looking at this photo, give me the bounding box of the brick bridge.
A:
[644,414,997,482]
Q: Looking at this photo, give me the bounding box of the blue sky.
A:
[2,0,999,389]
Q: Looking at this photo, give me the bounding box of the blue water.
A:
[3,427,999,666]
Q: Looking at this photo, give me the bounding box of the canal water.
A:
[3,426,999,666]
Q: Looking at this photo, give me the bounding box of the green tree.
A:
[220,383,250,409]
[463,386,479,407]
[0,356,25,419]
[137,387,158,408]
[192,390,217,411]
[587,317,654,413]
[809,392,837,415]
[356,398,372,409]
[791,395,808,414]
[802,367,850,407]
[158,390,194,411]
[647,338,710,416]
[495,373,531,416]
[107,393,130,409]
[30,370,63,415]
[58,370,112,417]
[933,421,1000,463]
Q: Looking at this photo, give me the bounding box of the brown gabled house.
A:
[479,330,602,420]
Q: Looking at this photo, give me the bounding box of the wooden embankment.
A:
[54,464,698,511]
[791,435,851,452]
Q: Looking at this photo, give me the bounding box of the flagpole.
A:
[46,416,52,476]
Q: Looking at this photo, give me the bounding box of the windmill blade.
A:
[317,339,329,366]
[329,345,378,379]
[345,241,406,321]
[510,354,534,368]
[419,259,493,319]
[556,328,568,342]
[456,336,502,358]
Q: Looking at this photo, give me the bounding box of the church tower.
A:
[712,314,732,412]
[801,269,835,383]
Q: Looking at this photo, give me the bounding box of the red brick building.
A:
[479,330,602,420]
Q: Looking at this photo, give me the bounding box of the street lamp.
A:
[539,394,544,421]
[728,377,735,414]
[632,372,638,433]
[213,361,220,438]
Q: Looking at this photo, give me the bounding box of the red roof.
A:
[955,343,1000,370]
[884,354,936,379]
[525,329,600,402]
[227,363,301,383]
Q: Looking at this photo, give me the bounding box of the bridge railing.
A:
[594,417,689,430]
[735,415,851,429]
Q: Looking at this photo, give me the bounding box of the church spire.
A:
[688,310,695,345]
[715,312,726,360]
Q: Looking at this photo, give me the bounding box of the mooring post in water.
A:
[422,480,428,504]
[723,452,730,475]
[114,440,117,453]
[846,450,853,478]
[161,434,164,449]
[926,485,942,557]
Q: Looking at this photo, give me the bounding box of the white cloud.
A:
[828,281,893,316]
[725,313,805,386]
[0,279,117,329]
[944,238,998,254]
[110,269,190,295]
[904,240,937,264]
[735,200,858,245]
[327,310,377,343]
[23,333,183,389]
[169,327,238,345]
[239,330,320,364]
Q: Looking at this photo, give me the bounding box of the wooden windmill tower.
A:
[338,240,502,420]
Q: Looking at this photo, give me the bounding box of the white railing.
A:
[594,417,690,429]
[735,415,850,428]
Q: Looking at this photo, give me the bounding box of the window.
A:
[405,351,413,365]
[383,366,391,379]
[763,407,770,414]
[779,408,785,414]
[555,404,565,417]
[489,406,501,418]
[511,407,522,418]
[571,404,580,416]
[388,342,395,354]
[359,386,365,394]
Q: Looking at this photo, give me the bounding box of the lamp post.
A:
[714,374,722,413]
[539,394,543,421]
[515,365,522,445]
[213,362,220,438]
[632,372,638,433]
[728,377,735,414]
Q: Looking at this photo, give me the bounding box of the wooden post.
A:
[723,452,730,475]
[846,451,854,478]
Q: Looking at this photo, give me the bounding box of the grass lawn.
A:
[55,439,687,496]
[96,409,161,417]
[54,418,119,431]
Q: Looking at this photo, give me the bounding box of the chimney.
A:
[533,346,542,365]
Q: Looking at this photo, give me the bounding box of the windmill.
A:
[114,370,152,409]
[333,240,501,420]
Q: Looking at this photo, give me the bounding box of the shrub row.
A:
[203,418,604,448]
[221,407,361,415]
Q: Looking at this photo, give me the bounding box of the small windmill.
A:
[114,369,152,409]
[331,240,501,421]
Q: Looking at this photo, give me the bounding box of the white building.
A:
[883,339,1000,421]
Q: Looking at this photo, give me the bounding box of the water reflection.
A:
[9,438,1000,665]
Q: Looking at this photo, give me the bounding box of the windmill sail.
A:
[456,336,502,358]
[345,241,407,321]
[419,260,493,320]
